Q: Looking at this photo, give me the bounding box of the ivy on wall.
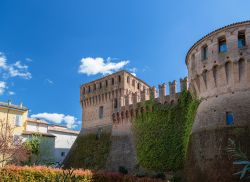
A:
[63,133,111,170]
[133,91,199,172]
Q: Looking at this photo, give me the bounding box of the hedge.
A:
[0,165,165,182]
[133,91,199,172]
[63,133,111,170]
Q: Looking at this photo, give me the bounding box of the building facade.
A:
[185,21,250,181]
[0,101,28,136]
[48,125,79,164]
[79,70,188,172]
[80,70,151,130]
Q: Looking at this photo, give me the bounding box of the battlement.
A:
[112,77,188,124]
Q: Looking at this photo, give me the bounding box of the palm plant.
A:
[227,138,250,180]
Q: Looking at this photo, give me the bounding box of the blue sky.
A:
[0,0,250,130]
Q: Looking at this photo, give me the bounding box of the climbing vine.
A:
[133,91,199,171]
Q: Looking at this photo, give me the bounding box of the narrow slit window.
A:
[99,106,104,119]
[218,37,227,53]
[118,75,121,83]
[105,80,108,87]
[114,98,118,109]
[99,82,102,89]
[202,45,208,60]
[226,112,234,125]
[238,31,246,48]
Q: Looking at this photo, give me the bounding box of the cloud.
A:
[8,91,15,95]
[129,67,137,77]
[7,61,32,79]
[0,53,32,80]
[0,81,6,95]
[0,53,7,68]
[25,58,32,62]
[31,112,79,129]
[45,79,54,84]
[78,57,129,76]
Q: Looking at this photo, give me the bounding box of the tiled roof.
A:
[26,118,49,125]
[0,102,28,111]
[48,126,79,135]
[185,20,250,64]
[22,131,55,137]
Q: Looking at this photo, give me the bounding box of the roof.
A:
[48,126,79,135]
[0,102,28,112]
[185,20,250,64]
[80,70,151,88]
[26,118,49,125]
[22,131,55,137]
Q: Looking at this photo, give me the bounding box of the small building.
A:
[22,118,56,162]
[0,101,28,136]
[48,125,79,164]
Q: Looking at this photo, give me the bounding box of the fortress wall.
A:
[185,21,250,181]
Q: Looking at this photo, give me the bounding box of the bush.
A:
[0,165,166,182]
[133,91,199,171]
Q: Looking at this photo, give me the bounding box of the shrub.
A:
[133,91,199,172]
[0,165,166,182]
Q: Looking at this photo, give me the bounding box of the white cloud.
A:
[8,91,15,95]
[45,79,54,84]
[0,53,7,68]
[129,67,137,77]
[7,61,32,79]
[78,57,129,76]
[25,58,32,62]
[0,53,32,80]
[31,112,79,129]
[0,81,6,95]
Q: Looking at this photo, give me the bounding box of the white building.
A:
[48,125,79,164]
[22,118,79,164]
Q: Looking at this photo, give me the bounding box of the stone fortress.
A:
[79,70,188,172]
[186,21,250,181]
[75,21,250,181]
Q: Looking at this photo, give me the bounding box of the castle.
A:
[76,21,250,181]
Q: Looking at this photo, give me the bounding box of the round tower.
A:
[186,21,250,181]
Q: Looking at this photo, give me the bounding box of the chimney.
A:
[20,102,23,108]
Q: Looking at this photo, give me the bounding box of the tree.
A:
[0,119,29,167]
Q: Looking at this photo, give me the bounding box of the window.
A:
[105,80,108,87]
[127,76,130,84]
[99,82,102,89]
[112,78,114,85]
[202,45,208,60]
[118,75,121,83]
[114,98,118,109]
[132,79,135,86]
[15,115,22,126]
[218,37,227,53]
[238,31,246,48]
[99,106,104,119]
[94,84,96,90]
[83,87,85,94]
[226,112,234,125]
[88,86,91,92]
[61,152,65,157]
[137,83,140,90]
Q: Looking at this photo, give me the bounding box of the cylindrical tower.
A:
[186,21,250,181]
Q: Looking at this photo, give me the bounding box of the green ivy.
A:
[133,91,199,172]
[63,133,111,170]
